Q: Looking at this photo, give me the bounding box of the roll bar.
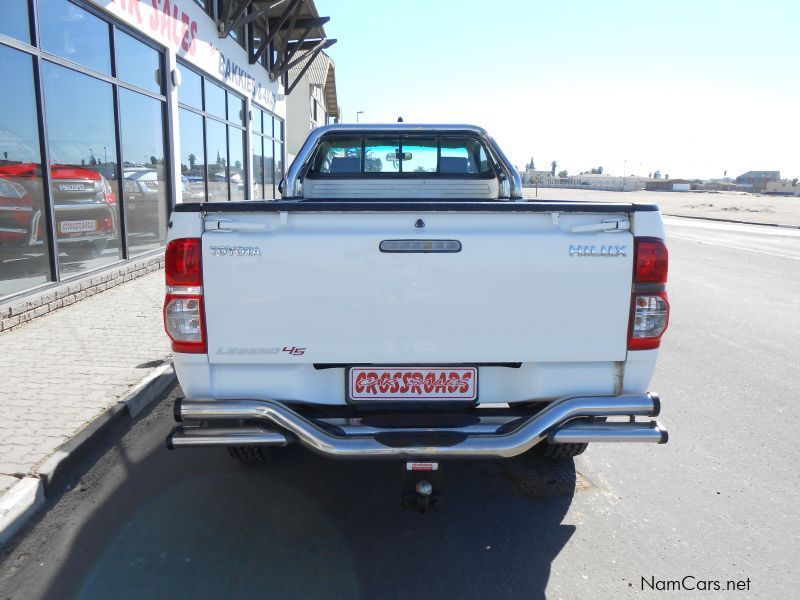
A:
[281,123,523,200]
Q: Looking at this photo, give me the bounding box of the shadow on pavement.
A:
[41,409,580,599]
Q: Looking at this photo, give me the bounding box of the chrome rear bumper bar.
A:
[167,393,666,458]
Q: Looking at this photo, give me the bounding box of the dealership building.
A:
[0,0,337,307]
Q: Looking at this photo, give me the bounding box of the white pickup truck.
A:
[164,124,669,501]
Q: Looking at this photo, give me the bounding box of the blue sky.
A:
[317,0,799,180]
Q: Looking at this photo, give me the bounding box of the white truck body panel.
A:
[169,206,662,406]
[201,211,633,367]
[164,125,669,461]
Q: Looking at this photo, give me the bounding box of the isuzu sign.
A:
[569,244,628,257]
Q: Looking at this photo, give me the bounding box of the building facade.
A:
[645,179,695,192]
[524,173,648,191]
[764,180,800,195]
[735,171,780,192]
[0,0,334,303]
[285,51,339,160]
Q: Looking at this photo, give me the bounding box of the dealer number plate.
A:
[348,367,477,402]
[60,220,96,233]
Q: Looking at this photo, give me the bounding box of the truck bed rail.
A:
[174,200,660,213]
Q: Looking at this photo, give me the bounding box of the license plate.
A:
[60,220,96,233]
[348,367,478,402]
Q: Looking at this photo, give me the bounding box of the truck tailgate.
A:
[201,210,633,364]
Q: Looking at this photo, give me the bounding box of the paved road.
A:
[1,218,798,599]
[664,216,800,261]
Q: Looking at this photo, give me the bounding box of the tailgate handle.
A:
[205,213,288,233]
[570,219,630,233]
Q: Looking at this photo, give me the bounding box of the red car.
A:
[0,163,117,260]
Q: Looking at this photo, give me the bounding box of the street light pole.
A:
[623,159,627,191]
[356,111,364,123]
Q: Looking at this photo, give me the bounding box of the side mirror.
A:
[278,178,286,197]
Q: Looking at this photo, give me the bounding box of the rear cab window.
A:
[307,134,495,177]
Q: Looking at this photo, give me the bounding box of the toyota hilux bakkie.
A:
[163,124,670,508]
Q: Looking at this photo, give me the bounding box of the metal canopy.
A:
[216,0,336,90]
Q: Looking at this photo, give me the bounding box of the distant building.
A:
[764,180,800,196]
[645,179,696,192]
[524,173,647,191]
[735,171,780,192]
[523,169,554,183]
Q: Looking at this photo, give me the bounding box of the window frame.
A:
[250,103,285,200]
[307,134,499,179]
[177,60,251,203]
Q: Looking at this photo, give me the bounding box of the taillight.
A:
[628,237,670,350]
[634,238,668,283]
[102,178,116,204]
[166,238,202,286]
[164,238,206,353]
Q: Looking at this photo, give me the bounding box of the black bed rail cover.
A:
[175,200,659,213]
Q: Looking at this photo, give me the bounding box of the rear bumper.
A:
[167,392,667,459]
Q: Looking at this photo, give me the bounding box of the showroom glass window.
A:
[0,0,169,301]
[177,63,253,202]
[0,45,52,297]
[39,0,112,75]
[0,0,31,44]
[40,0,169,271]
[251,107,285,200]
[42,61,123,272]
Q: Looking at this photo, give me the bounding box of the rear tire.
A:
[533,416,607,458]
[227,446,273,463]
[534,442,588,458]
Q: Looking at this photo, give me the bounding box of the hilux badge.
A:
[569,244,628,257]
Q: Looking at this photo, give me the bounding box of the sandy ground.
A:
[523,186,800,227]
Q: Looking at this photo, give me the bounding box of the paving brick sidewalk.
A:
[0,271,170,479]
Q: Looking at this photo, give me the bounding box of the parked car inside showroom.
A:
[0,163,117,260]
[123,167,165,236]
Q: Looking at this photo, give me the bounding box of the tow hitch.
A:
[401,461,444,512]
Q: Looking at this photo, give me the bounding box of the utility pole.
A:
[623,159,627,191]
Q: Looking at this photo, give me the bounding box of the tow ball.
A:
[401,461,443,512]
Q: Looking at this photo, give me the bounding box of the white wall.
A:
[286,74,312,158]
